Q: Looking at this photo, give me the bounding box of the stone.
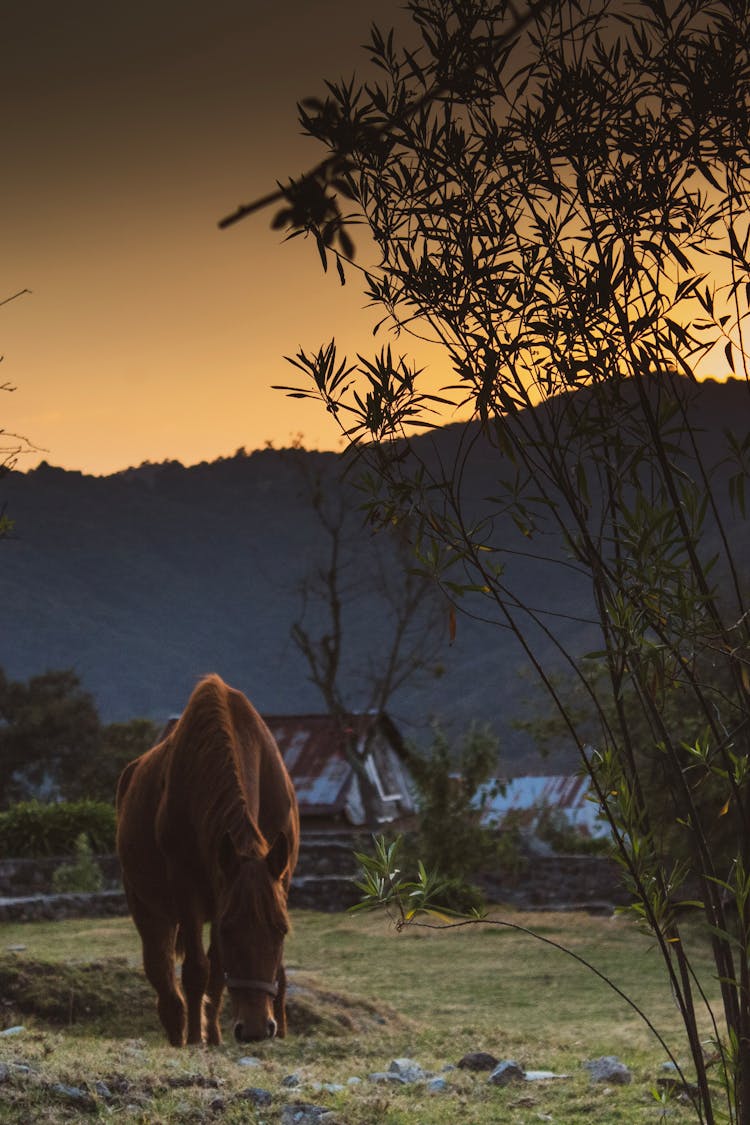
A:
[388,1057,427,1082]
[238,1055,263,1067]
[458,1051,499,1072]
[50,1083,98,1110]
[426,1076,449,1093]
[583,1056,632,1085]
[0,1064,9,1083]
[282,1072,302,1087]
[656,1076,700,1102]
[281,1104,336,1124]
[368,1071,408,1084]
[524,1070,570,1081]
[488,1060,525,1086]
[0,1025,24,1037]
[238,1087,273,1106]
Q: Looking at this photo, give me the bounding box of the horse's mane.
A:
[161,674,292,933]
[167,674,269,861]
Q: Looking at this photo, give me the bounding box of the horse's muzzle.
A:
[234,1016,277,1042]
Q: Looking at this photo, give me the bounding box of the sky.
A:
[1,0,429,475]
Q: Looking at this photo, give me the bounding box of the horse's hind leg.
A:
[137,914,187,1047]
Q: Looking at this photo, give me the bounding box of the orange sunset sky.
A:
[3,1,736,478]
[1,0,438,477]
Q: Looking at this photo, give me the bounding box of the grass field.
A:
[0,906,725,1122]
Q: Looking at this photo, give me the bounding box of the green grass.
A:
[0,907,724,1122]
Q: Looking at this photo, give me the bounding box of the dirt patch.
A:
[0,957,401,1039]
[286,974,403,1036]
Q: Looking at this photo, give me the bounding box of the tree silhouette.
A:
[224,1,750,1119]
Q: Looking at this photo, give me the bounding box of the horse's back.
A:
[116,675,299,912]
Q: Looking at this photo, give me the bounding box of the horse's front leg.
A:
[274,962,288,1039]
[134,909,186,1047]
[204,924,225,1046]
[180,917,210,1046]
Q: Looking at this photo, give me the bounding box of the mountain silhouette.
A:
[1,376,746,774]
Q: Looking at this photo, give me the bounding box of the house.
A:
[265,712,416,829]
[475,774,609,839]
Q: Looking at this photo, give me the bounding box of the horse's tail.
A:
[174,924,185,963]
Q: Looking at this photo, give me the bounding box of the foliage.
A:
[261,1,750,1120]
[50,832,104,894]
[401,722,508,900]
[518,658,738,862]
[0,799,116,858]
[78,718,160,803]
[0,668,101,808]
[0,665,159,808]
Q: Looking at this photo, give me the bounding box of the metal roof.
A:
[475,775,608,838]
[265,713,407,820]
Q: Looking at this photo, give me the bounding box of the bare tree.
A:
[288,452,446,820]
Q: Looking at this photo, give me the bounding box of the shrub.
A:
[400,723,515,906]
[0,800,116,858]
[51,833,104,894]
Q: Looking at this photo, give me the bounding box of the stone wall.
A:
[479,854,629,914]
[0,833,627,921]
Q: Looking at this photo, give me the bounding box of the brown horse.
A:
[116,674,299,1047]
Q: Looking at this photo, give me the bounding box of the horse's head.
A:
[217,832,290,1042]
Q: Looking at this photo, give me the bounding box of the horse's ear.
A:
[265,833,289,880]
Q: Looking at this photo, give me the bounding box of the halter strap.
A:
[224,975,279,997]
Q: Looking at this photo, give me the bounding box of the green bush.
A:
[51,833,104,893]
[0,800,116,858]
[401,723,517,906]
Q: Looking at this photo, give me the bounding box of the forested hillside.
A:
[1,377,746,773]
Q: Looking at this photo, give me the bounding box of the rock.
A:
[0,1025,24,1037]
[0,1064,9,1083]
[583,1056,632,1085]
[238,1055,263,1067]
[388,1057,427,1082]
[369,1071,408,1084]
[488,1060,525,1086]
[524,1070,570,1081]
[282,1072,302,1087]
[656,1076,700,1102]
[238,1087,273,1106]
[426,1076,449,1093]
[458,1051,499,1072]
[49,1083,98,1110]
[346,1076,362,1086]
[94,1081,113,1100]
[281,1104,336,1124]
